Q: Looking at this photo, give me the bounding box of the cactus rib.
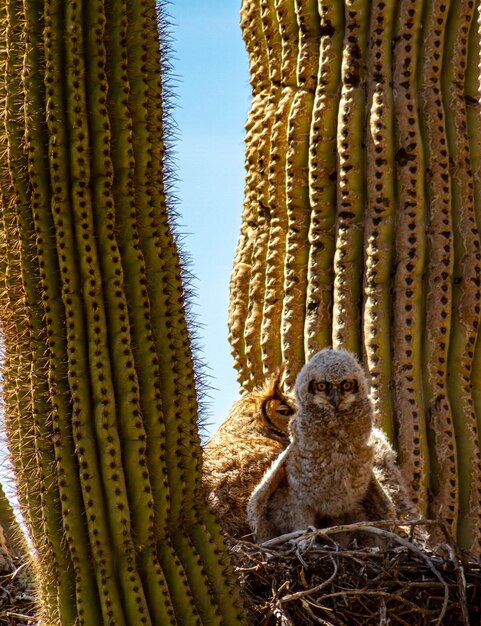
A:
[468,4,481,430]
[333,0,369,354]
[391,0,429,513]
[363,0,396,437]
[302,1,341,362]
[259,0,287,375]
[420,0,458,536]
[261,89,293,374]
[243,96,277,386]
[443,0,481,553]
[229,0,269,389]
[278,0,312,390]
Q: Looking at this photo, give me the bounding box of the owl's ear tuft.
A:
[259,366,286,401]
[272,365,286,399]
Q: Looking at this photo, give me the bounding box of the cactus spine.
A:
[0,1,246,624]
[230,0,481,553]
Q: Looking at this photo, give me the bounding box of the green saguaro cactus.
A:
[0,1,246,624]
[229,0,481,554]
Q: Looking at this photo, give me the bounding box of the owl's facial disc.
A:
[261,397,295,441]
[308,379,359,409]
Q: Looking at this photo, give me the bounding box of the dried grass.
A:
[0,561,35,626]
[230,521,481,625]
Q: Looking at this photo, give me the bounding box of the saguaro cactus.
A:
[0,1,245,624]
[229,0,481,554]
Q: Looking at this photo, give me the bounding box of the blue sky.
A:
[169,1,250,438]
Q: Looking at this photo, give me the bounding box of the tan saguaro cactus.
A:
[229,0,481,554]
[0,1,246,624]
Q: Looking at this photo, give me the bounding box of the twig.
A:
[357,526,449,625]
[280,555,338,602]
[317,590,435,615]
[443,542,470,626]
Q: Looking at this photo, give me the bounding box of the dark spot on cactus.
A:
[464,94,478,107]
[345,71,360,87]
[395,148,416,166]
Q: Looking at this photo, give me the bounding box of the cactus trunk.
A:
[229,0,481,554]
[0,1,246,624]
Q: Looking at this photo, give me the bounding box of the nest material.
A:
[230,521,481,625]
[0,560,36,626]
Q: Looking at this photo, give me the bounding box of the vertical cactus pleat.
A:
[0,1,246,624]
[278,0,310,389]
[391,0,429,513]
[230,0,481,553]
[261,0,288,375]
[470,6,481,426]
[362,0,396,438]
[304,1,342,360]
[282,89,313,388]
[243,0,279,387]
[332,0,369,355]
[443,0,481,553]
[261,89,292,372]
[228,0,271,390]
[420,0,458,536]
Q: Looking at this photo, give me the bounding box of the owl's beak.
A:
[327,387,341,408]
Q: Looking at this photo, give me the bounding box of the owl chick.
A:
[202,370,295,538]
[247,349,397,544]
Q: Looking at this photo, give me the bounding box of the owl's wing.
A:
[246,446,290,540]
[371,427,421,521]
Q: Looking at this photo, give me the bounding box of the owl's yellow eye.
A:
[276,403,295,417]
[341,380,355,392]
[314,381,327,392]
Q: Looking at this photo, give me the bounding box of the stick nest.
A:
[229,521,481,625]
[0,559,36,626]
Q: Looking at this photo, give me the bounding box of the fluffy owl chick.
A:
[202,370,295,538]
[248,349,396,544]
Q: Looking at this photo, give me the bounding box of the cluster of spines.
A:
[230,0,481,553]
[0,0,246,623]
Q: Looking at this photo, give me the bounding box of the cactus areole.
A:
[230,0,481,555]
[0,1,246,624]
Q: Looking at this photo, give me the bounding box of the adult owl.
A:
[247,349,398,544]
[202,370,295,538]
